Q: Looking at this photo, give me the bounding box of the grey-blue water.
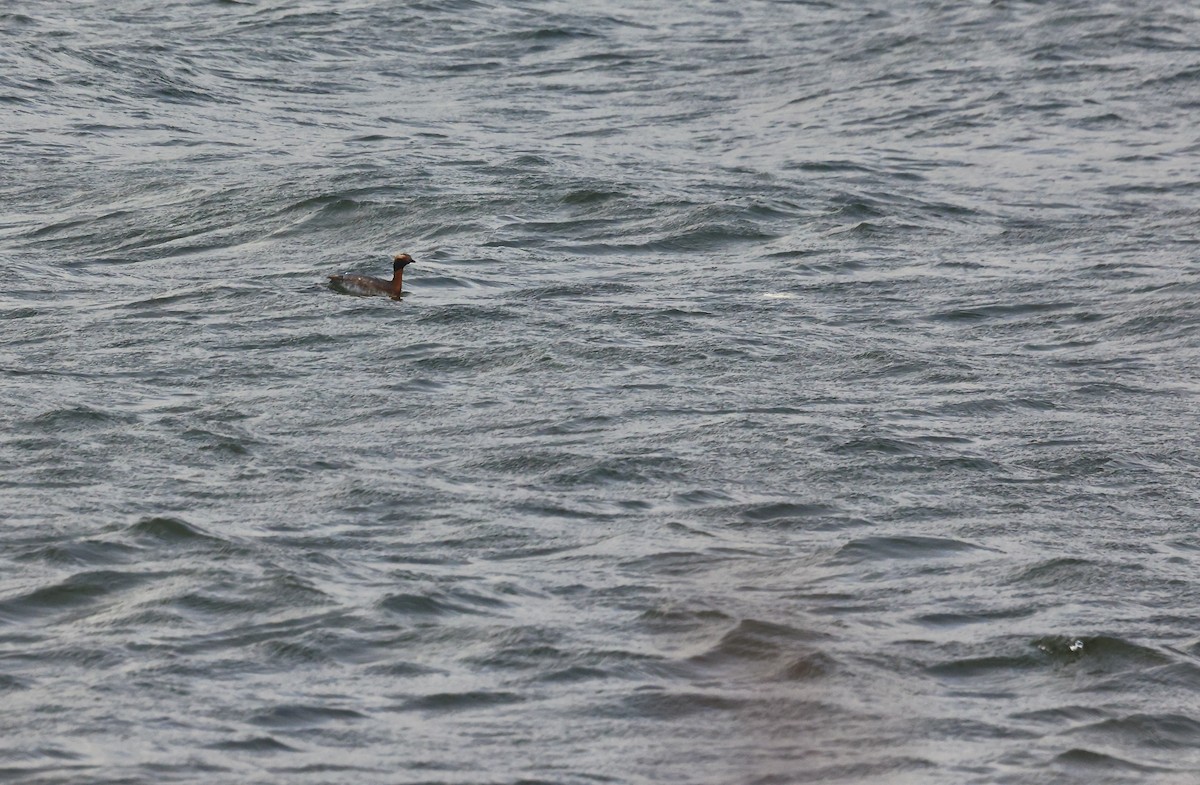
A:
[2,2,1199,783]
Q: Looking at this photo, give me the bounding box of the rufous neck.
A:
[391,269,403,297]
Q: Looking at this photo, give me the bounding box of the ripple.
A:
[20,406,136,431]
[686,618,835,681]
[249,704,369,728]
[377,588,510,617]
[390,690,525,713]
[1065,713,1200,750]
[738,501,840,525]
[608,690,746,720]
[0,569,158,623]
[206,736,298,753]
[14,539,139,567]
[124,515,226,545]
[831,535,984,564]
[1050,748,1170,774]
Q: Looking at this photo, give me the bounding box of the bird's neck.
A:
[391,269,403,297]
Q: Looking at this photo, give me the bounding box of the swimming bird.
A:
[328,254,414,299]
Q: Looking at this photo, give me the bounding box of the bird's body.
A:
[329,254,414,299]
[328,273,393,296]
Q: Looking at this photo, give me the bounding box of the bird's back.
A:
[328,273,391,296]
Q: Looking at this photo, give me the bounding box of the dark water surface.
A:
[3,1,1200,783]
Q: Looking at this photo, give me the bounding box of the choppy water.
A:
[3,1,1200,783]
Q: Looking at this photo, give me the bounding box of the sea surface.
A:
[2,1,1199,783]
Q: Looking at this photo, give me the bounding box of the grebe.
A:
[329,254,414,299]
